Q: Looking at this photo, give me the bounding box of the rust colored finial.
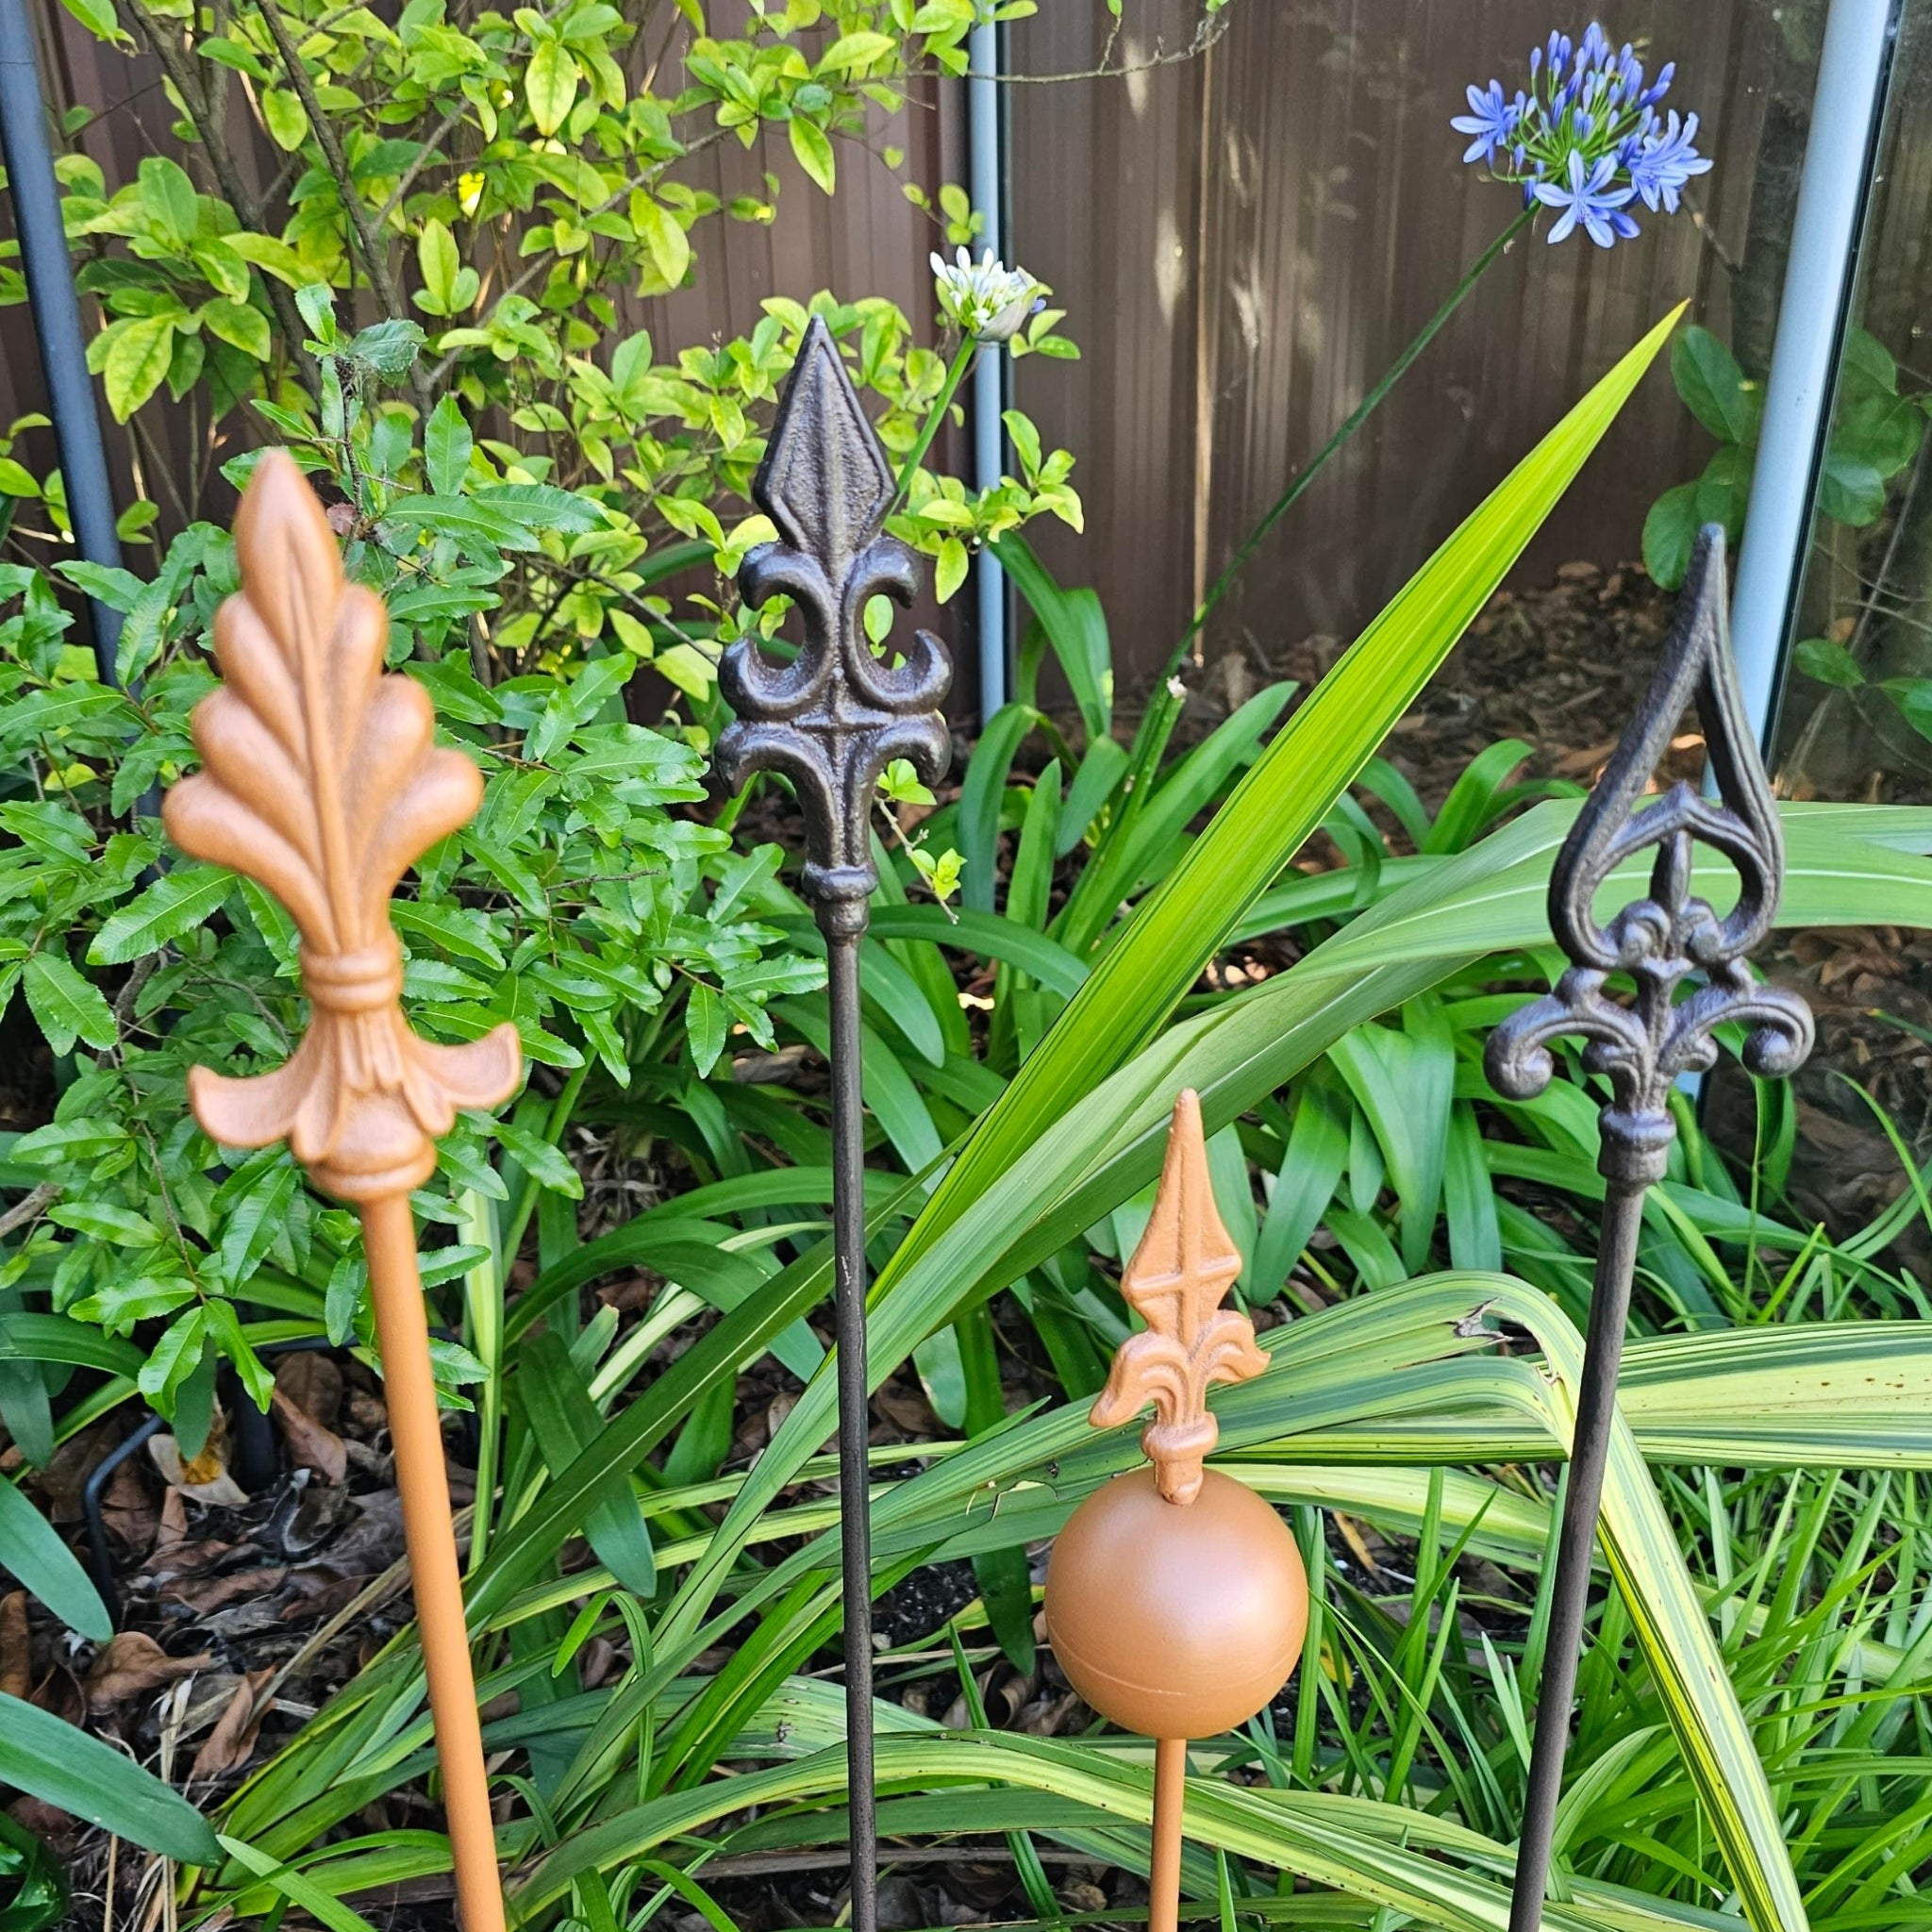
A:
[163,450,521,1199]
[163,451,518,1932]
[1091,1089,1267,1503]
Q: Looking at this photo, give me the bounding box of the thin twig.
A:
[258,0,434,411]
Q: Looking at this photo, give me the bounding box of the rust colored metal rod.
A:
[363,1193,503,1932]
[1506,1182,1642,1932]
[1149,1738,1187,1932]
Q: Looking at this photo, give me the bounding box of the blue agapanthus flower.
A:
[1453,23,1708,247]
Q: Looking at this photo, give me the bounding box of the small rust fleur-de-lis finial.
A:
[163,451,523,1199]
[1091,1090,1268,1504]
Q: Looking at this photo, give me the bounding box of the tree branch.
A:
[259,0,434,411]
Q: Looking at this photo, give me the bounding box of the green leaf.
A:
[200,298,271,360]
[22,951,116,1056]
[933,534,968,603]
[57,0,121,40]
[0,1692,219,1863]
[1795,637,1864,690]
[424,393,473,497]
[261,87,309,150]
[493,1118,584,1199]
[788,116,836,194]
[635,198,690,289]
[1819,444,1887,526]
[46,1202,161,1246]
[1641,481,1700,591]
[216,1834,378,1932]
[686,981,725,1076]
[0,1312,142,1378]
[525,39,578,135]
[87,866,233,964]
[416,217,460,314]
[0,1477,110,1637]
[98,317,175,423]
[1671,325,1757,444]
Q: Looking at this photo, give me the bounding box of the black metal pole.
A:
[1487,525,1811,1932]
[0,0,125,683]
[824,924,878,1927]
[717,315,952,1932]
[1507,1183,1642,1932]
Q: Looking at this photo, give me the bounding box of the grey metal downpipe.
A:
[1727,0,1900,758]
[967,15,1007,719]
[0,0,125,683]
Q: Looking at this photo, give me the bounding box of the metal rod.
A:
[363,1192,505,1932]
[1149,1737,1187,1932]
[0,0,125,683]
[1726,0,1899,755]
[717,316,953,1929]
[1507,1183,1642,1932]
[1486,525,1811,1930]
[967,11,1008,719]
[825,923,877,1932]
[163,451,523,1929]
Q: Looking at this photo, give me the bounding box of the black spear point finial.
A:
[1484,524,1813,1186]
[717,314,952,936]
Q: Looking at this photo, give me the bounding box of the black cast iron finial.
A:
[713,312,953,1932]
[1489,523,1812,1932]
[718,313,952,935]
[1486,525,1813,1185]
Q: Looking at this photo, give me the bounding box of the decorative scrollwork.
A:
[717,315,951,936]
[164,452,523,1202]
[1090,1090,1268,1505]
[1484,525,1812,1185]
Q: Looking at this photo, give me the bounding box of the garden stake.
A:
[163,452,523,1932]
[716,315,952,1932]
[1043,1090,1308,1932]
[1485,524,1812,1932]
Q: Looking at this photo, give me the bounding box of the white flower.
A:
[930,246,1042,343]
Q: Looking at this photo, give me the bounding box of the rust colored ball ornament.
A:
[1041,1091,1311,1932]
[1044,1464,1307,1739]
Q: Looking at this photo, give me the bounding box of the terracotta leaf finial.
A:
[163,451,522,1201]
[1090,1090,1267,1503]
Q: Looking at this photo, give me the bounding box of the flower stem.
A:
[1165,205,1533,676]
[890,336,979,516]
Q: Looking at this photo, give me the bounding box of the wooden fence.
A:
[8,0,1928,716]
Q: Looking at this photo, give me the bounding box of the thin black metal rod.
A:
[826,922,877,1932]
[1485,525,1810,1928]
[0,0,125,683]
[717,315,953,1932]
[1508,1181,1643,1932]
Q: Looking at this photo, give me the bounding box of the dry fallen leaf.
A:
[162,1565,289,1615]
[0,1591,29,1702]
[84,1632,213,1713]
[272,1387,348,1485]
[155,1486,189,1552]
[98,1457,158,1557]
[275,1351,343,1429]
[189,1668,275,1782]
[148,1434,251,1508]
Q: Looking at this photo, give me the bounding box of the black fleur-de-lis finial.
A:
[1491,523,1812,1932]
[712,312,954,1932]
[717,314,951,936]
[1485,525,1813,1186]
